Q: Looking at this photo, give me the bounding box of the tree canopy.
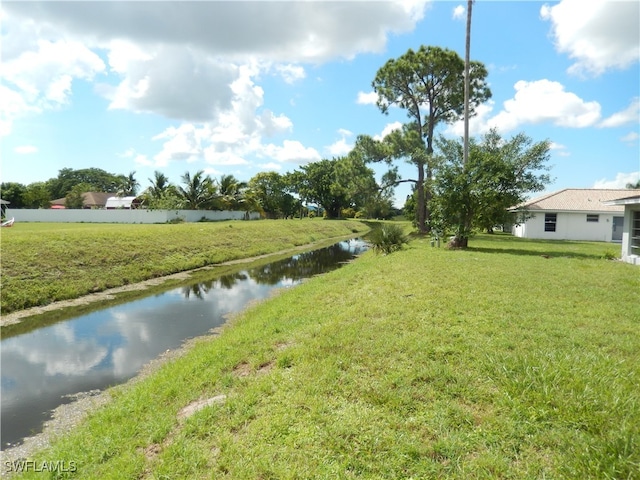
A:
[432,129,552,246]
[362,45,491,233]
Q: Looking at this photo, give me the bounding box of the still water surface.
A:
[1,239,367,449]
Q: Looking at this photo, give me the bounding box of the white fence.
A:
[5,209,261,224]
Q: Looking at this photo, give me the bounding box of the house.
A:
[50,192,112,209]
[105,196,141,209]
[510,189,639,242]
[603,193,640,265]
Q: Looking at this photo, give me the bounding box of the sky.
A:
[1,0,639,207]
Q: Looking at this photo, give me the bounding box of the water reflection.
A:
[0,239,367,449]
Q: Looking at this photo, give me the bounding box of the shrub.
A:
[368,224,408,254]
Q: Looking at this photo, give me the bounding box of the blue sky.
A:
[1,0,639,207]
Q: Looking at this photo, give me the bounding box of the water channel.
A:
[1,238,368,449]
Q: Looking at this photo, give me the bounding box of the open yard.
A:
[5,231,639,479]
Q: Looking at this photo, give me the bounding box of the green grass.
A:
[0,219,369,314]
[10,233,639,479]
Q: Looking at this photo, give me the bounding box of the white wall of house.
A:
[5,209,260,224]
[512,211,623,242]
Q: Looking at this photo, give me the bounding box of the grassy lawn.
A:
[0,219,369,314]
[9,233,639,479]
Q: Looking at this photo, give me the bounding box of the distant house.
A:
[603,193,640,265]
[50,192,112,209]
[510,189,637,242]
[105,196,141,209]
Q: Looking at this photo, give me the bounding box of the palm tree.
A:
[148,171,170,199]
[463,0,473,166]
[118,171,140,197]
[217,174,247,210]
[177,170,217,209]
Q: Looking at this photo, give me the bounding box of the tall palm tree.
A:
[218,174,247,210]
[118,171,140,197]
[463,0,473,166]
[177,170,217,209]
[148,171,170,199]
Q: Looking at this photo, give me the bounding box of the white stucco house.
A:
[603,193,640,265]
[510,189,639,243]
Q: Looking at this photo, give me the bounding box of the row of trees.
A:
[0,156,398,219]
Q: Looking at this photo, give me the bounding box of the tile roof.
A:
[513,189,639,213]
[50,192,112,207]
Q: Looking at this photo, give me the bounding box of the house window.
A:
[544,213,557,232]
[632,211,640,252]
[586,214,599,223]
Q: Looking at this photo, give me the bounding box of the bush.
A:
[368,224,408,254]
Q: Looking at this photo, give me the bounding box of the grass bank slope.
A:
[12,234,639,479]
[0,219,368,314]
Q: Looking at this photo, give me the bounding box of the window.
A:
[586,214,599,223]
[544,213,557,232]
[632,211,640,252]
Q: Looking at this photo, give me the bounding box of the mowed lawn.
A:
[0,219,369,314]
[11,233,639,479]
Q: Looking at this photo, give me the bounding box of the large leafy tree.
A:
[432,129,552,246]
[289,156,380,219]
[248,172,296,218]
[22,182,52,208]
[48,168,123,198]
[368,45,491,233]
[177,170,217,210]
[0,182,27,208]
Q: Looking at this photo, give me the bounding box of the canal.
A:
[1,238,368,449]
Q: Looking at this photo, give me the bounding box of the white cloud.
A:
[1,1,428,171]
[259,162,283,171]
[452,5,465,20]
[134,154,152,166]
[152,124,206,166]
[3,1,428,64]
[261,140,321,164]
[326,128,354,156]
[107,45,238,122]
[374,121,403,141]
[593,171,640,189]
[0,19,105,133]
[276,64,306,84]
[599,98,640,128]
[14,145,38,154]
[621,131,639,143]
[357,91,379,105]
[447,80,603,136]
[541,0,640,76]
[549,142,570,157]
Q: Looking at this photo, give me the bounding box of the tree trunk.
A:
[416,163,426,234]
